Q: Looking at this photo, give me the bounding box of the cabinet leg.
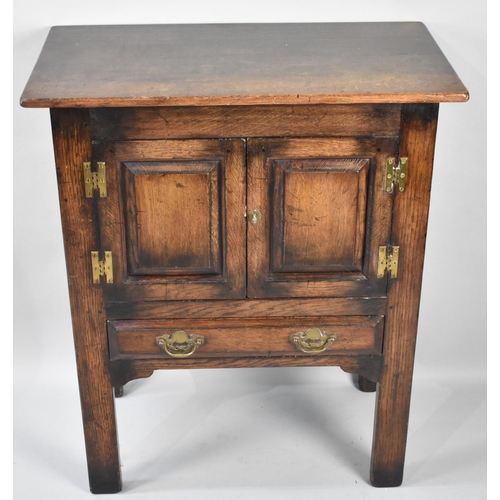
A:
[370,366,412,487]
[370,103,439,488]
[357,375,377,392]
[51,108,122,494]
[79,379,122,493]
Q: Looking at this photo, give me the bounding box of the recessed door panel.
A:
[124,160,220,275]
[272,158,368,273]
[247,137,397,298]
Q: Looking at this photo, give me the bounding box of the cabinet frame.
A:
[23,21,468,494]
[51,101,438,492]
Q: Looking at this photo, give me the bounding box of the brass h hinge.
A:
[91,251,113,284]
[83,162,107,198]
[385,157,408,193]
[377,246,400,279]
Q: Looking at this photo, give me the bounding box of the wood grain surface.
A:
[104,297,387,320]
[21,23,468,107]
[109,354,385,388]
[50,109,122,493]
[108,316,384,359]
[247,136,397,298]
[25,23,468,488]
[370,104,440,487]
[94,138,247,300]
[90,105,402,140]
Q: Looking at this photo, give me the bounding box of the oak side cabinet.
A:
[20,23,469,493]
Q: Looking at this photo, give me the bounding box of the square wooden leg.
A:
[77,371,122,494]
[370,369,413,487]
[370,103,439,487]
[358,375,377,392]
[51,108,122,494]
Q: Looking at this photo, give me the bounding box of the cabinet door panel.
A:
[272,158,368,273]
[124,160,220,275]
[247,137,397,298]
[95,139,246,300]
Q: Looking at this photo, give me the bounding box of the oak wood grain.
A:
[123,160,220,274]
[19,18,471,494]
[271,158,368,273]
[21,23,468,108]
[109,355,385,387]
[104,297,387,320]
[108,316,384,359]
[247,137,397,298]
[50,109,121,493]
[94,139,247,300]
[90,105,402,140]
[370,104,440,487]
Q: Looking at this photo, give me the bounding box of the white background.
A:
[13,1,487,499]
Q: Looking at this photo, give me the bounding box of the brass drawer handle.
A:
[289,327,338,354]
[155,330,205,358]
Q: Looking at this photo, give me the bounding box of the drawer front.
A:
[108,316,384,360]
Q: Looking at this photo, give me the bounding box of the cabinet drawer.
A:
[108,316,384,360]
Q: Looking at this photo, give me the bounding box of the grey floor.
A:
[14,360,486,499]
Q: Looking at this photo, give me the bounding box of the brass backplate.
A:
[289,327,338,354]
[156,331,205,358]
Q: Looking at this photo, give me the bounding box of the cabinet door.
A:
[94,139,246,301]
[247,137,397,298]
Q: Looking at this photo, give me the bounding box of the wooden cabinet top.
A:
[20,22,468,108]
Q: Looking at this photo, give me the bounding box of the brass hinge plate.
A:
[84,162,107,198]
[377,246,399,279]
[385,157,407,194]
[91,251,113,284]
